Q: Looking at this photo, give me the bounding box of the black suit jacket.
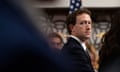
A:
[61,37,95,72]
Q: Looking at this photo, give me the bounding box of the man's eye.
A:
[80,21,85,24]
[80,21,91,25]
[88,21,92,24]
[80,22,84,24]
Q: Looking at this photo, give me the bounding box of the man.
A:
[60,8,95,72]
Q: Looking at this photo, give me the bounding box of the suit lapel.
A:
[68,37,85,51]
[68,37,91,60]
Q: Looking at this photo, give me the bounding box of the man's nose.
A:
[86,25,91,30]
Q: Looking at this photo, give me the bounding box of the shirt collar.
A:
[70,35,87,51]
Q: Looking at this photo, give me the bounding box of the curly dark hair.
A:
[99,10,120,64]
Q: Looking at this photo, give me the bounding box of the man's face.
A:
[71,13,92,41]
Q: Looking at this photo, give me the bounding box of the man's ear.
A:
[68,24,74,31]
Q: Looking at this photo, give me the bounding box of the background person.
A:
[99,10,120,72]
[47,32,64,53]
[86,42,99,72]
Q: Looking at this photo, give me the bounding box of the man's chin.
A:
[85,36,91,39]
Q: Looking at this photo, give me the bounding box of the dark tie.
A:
[85,48,91,60]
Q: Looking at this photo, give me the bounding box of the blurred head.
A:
[48,32,64,51]
[66,8,92,42]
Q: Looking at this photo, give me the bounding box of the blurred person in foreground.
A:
[0,0,69,72]
[99,11,120,72]
[60,8,95,72]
